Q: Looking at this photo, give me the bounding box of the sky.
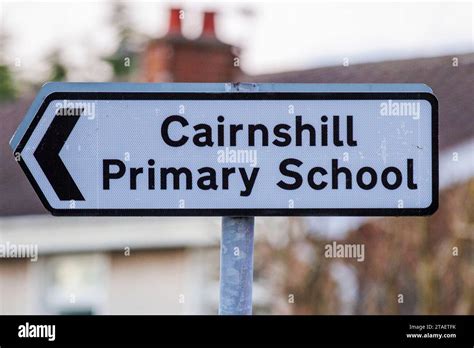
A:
[0,0,472,82]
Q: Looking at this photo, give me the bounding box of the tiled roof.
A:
[244,53,474,151]
[1,95,45,215]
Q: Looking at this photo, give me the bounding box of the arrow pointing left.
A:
[33,108,85,201]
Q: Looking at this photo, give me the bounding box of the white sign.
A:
[11,83,438,216]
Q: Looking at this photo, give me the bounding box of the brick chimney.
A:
[201,11,216,38]
[167,8,182,36]
[142,8,240,82]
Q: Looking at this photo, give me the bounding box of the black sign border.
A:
[15,91,438,217]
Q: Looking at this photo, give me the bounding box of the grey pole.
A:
[219,216,255,315]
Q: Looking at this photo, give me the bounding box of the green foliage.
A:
[49,61,67,81]
[103,1,139,81]
[47,50,67,81]
[0,64,16,101]
[104,49,137,80]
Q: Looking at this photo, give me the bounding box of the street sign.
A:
[11,83,438,216]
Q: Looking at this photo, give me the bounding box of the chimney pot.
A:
[168,8,182,35]
[202,11,216,38]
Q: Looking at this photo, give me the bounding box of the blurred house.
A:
[0,8,238,315]
[0,217,220,314]
[245,54,474,314]
[0,7,473,314]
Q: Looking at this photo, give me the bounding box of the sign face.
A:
[11,83,438,216]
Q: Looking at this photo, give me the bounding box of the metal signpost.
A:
[10,82,438,314]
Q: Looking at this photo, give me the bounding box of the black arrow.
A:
[34,108,85,201]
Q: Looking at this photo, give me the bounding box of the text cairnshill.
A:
[160,114,358,147]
